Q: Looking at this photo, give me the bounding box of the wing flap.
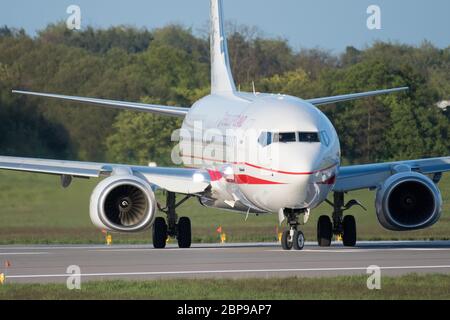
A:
[0,156,107,178]
[0,162,101,178]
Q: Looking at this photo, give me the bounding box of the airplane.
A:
[1,0,449,250]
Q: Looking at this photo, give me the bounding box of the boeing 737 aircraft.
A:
[1,0,449,250]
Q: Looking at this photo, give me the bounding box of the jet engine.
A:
[89,175,156,232]
[375,172,442,231]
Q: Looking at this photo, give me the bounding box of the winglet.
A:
[210,0,236,94]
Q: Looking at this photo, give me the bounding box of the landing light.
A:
[193,173,205,183]
[223,166,234,176]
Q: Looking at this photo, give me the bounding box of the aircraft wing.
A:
[12,90,189,118]
[307,87,409,106]
[334,157,450,192]
[0,156,210,195]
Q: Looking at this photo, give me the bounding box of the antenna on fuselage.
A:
[210,0,236,95]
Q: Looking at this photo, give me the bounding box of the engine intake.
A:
[90,175,156,232]
[375,172,442,231]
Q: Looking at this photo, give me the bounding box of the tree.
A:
[106,99,182,166]
[38,23,154,54]
[0,63,70,158]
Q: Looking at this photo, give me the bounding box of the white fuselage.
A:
[179,92,341,214]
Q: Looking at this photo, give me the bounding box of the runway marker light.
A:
[1,261,11,285]
[106,234,112,246]
[276,225,283,242]
[220,232,227,244]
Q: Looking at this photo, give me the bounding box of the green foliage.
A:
[0,24,448,164]
[0,61,70,158]
[227,26,295,86]
[106,106,182,166]
[2,275,450,300]
[38,23,154,54]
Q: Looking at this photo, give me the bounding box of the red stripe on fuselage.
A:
[234,174,285,185]
[183,154,338,176]
[207,170,283,185]
[207,170,223,181]
[207,170,337,186]
[244,162,338,175]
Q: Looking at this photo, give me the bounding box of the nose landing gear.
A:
[281,209,306,250]
[281,229,305,250]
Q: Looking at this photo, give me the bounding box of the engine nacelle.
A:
[375,172,442,231]
[89,175,156,232]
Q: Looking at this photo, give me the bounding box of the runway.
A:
[1,241,450,283]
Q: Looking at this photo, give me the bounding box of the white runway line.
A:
[0,246,126,251]
[0,252,49,256]
[268,249,373,253]
[0,245,279,251]
[0,244,299,250]
[269,248,450,253]
[390,248,450,251]
[6,265,450,279]
[89,247,240,253]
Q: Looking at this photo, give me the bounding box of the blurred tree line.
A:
[0,23,449,166]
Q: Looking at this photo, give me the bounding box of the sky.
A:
[1,0,449,53]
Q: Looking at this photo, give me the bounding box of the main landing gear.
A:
[281,209,306,251]
[317,192,365,247]
[153,192,192,249]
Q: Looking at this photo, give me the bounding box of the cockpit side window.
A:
[320,131,330,146]
[258,131,273,147]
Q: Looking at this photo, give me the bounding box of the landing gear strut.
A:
[317,192,364,247]
[152,192,192,249]
[281,209,305,251]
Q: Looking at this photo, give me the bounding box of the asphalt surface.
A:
[1,241,450,283]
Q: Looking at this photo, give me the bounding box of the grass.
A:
[1,274,449,299]
[0,170,449,244]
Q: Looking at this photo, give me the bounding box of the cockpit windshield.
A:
[299,132,320,143]
[258,131,326,147]
[275,132,297,143]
